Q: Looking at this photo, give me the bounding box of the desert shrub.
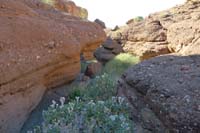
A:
[41,0,54,6]
[69,73,116,101]
[134,16,144,22]
[103,53,139,76]
[34,97,133,133]
[31,54,139,133]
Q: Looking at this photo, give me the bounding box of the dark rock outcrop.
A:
[94,18,106,29]
[85,62,103,77]
[94,37,123,63]
[118,55,200,132]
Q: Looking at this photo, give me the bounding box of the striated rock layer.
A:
[0,0,106,133]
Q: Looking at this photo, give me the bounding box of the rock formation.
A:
[94,19,106,29]
[106,0,200,60]
[0,0,106,132]
[94,37,123,63]
[118,55,200,132]
[117,1,200,132]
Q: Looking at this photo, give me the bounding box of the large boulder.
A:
[123,20,167,42]
[118,55,200,132]
[0,0,106,133]
[120,19,169,60]
[123,41,169,60]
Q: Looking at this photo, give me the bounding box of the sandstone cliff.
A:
[0,0,106,132]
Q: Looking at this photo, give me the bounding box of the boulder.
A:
[167,20,200,55]
[123,41,169,60]
[94,18,106,29]
[94,47,116,63]
[94,38,123,63]
[85,62,103,77]
[120,19,168,60]
[123,20,167,42]
[0,0,106,133]
[118,55,200,132]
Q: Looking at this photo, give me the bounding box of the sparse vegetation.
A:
[103,53,139,76]
[32,53,139,133]
[134,16,144,22]
[41,0,55,6]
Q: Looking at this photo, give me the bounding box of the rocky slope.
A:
[106,0,200,60]
[0,0,106,132]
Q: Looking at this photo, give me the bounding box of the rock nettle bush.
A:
[34,97,133,133]
[32,53,139,133]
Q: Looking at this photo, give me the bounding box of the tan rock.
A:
[123,20,167,42]
[123,41,169,60]
[54,0,88,19]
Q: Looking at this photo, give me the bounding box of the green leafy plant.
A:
[35,97,133,133]
[31,53,139,133]
[41,0,55,6]
[134,16,144,22]
[69,73,116,101]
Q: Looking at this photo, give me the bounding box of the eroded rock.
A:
[0,0,106,132]
[118,55,200,132]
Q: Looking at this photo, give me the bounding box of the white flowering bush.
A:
[30,54,139,133]
[33,97,133,133]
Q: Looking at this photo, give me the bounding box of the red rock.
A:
[0,0,106,132]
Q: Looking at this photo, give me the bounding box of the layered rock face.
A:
[107,1,200,60]
[118,55,200,132]
[122,20,169,60]
[0,0,106,132]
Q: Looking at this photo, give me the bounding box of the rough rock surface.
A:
[54,0,88,19]
[20,0,88,19]
[107,0,200,60]
[94,18,106,29]
[123,41,169,60]
[0,0,106,133]
[120,19,169,60]
[118,55,200,132]
[94,37,123,63]
[85,62,103,77]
